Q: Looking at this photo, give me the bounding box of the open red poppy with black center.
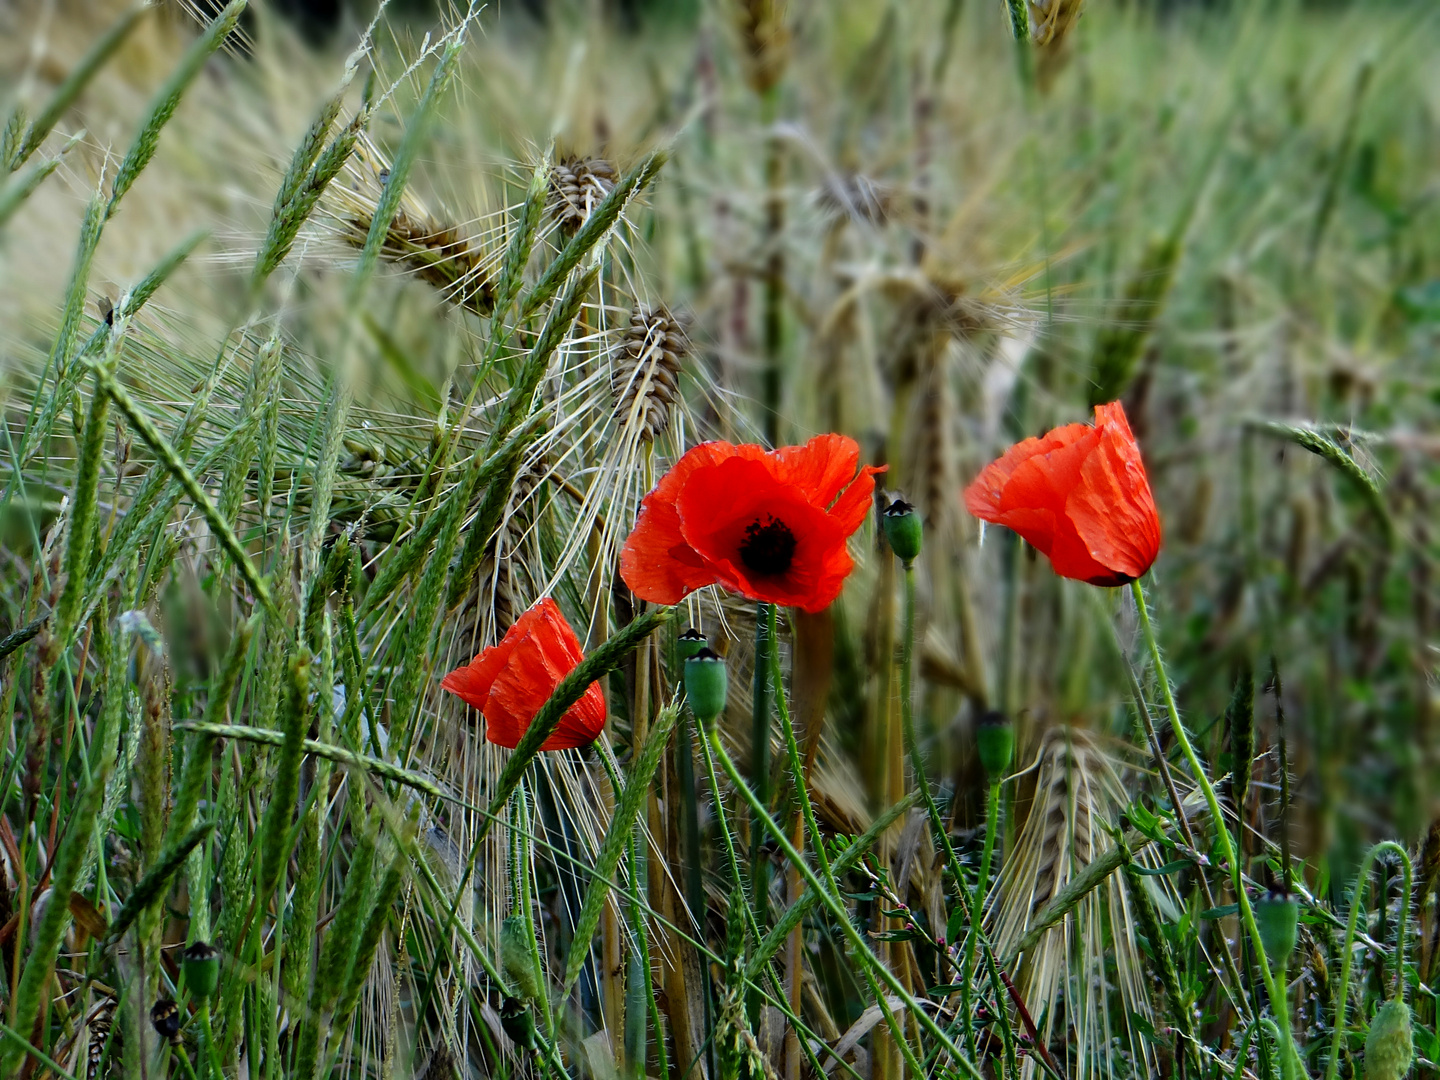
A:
[620,434,884,613]
[962,401,1162,586]
[440,598,606,750]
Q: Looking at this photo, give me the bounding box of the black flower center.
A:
[739,515,797,577]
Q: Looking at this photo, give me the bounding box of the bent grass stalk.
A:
[1129,578,1302,1080]
[1326,841,1413,1080]
[766,602,927,1074]
[709,718,985,1080]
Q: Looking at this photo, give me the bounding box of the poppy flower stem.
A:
[1326,840,1412,1080]
[763,615,941,1080]
[1128,578,1302,1080]
[707,727,987,1080]
[894,559,983,1055]
[750,602,774,935]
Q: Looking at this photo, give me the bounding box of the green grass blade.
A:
[0,764,109,1074]
[563,703,680,995]
[107,0,247,215]
[91,366,275,614]
[102,820,216,949]
[11,2,148,170]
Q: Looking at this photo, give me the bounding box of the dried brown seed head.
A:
[613,305,688,442]
[549,157,619,233]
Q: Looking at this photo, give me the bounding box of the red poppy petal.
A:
[963,422,1094,522]
[480,706,526,749]
[826,463,886,537]
[620,442,760,603]
[440,610,530,710]
[542,682,608,750]
[995,427,1097,520]
[1065,410,1161,581]
[675,457,851,611]
[486,641,565,742]
[530,598,586,663]
[770,434,861,509]
[621,496,721,603]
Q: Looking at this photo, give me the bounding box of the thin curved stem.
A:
[696,723,846,1080]
[1129,578,1301,1080]
[766,606,924,1077]
[1326,840,1413,1080]
[707,728,986,1080]
[897,563,983,1060]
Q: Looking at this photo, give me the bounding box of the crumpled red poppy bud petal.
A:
[440,597,607,750]
[962,401,1161,585]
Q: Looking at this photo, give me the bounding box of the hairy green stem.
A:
[707,728,985,1080]
[1325,840,1413,1080]
[1129,578,1301,1080]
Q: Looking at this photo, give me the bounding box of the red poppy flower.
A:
[962,401,1161,586]
[620,434,884,614]
[440,598,606,750]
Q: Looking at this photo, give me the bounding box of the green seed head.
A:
[151,998,182,1042]
[1254,889,1299,972]
[677,627,708,662]
[1365,998,1414,1080]
[684,647,728,725]
[183,940,221,1001]
[882,497,922,564]
[976,711,1014,780]
[500,995,539,1053]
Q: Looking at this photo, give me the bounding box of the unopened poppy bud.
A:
[1366,998,1414,1080]
[183,940,221,1000]
[151,998,182,1042]
[501,915,541,1001]
[684,648,727,724]
[976,711,1013,780]
[677,627,708,662]
[1253,889,1299,972]
[882,498,922,564]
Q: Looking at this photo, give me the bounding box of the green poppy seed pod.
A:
[677,628,708,662]
[882,498,922,564]
[183,941,221,1001]
[976,711,1014,781]
[1254,889,1299,972]
[684,648,727,724]
[501,915,541,1001]
[500,995,539,1054]
[151,999,182,1043]
[1365,998,1414,1080]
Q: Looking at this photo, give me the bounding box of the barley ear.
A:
[107,1,247,215]
[564,703,681,995]
[11,2,148,171]
[521,151,667,318]
[258,649,312,900]
[443,265,600,611]
[1249,420,1393,546]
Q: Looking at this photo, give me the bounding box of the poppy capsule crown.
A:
[440,598,607,751]
[962,401,1161,586]
[620,433,884,614]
